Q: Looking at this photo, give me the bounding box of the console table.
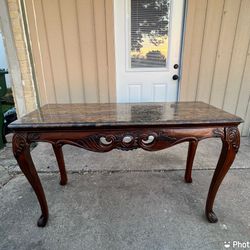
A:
[9,102,243,227]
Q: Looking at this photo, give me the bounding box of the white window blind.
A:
[130,0,170,68]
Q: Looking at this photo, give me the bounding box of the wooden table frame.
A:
[12,124,240,227]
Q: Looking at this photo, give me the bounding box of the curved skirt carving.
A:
[39,131,205,152]
[23,128,218,153]
[65,132,177,152]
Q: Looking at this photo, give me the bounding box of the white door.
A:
[114,0,185,103]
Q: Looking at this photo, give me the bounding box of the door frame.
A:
[177,0,188,101]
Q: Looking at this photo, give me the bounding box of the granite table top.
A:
[9,102,243,130]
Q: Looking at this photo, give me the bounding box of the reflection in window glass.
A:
[130,0,170,68]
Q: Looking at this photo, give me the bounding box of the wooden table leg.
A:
[185,140,198,183]
[206,127,240,223]
[52,144,67,185]
[12,133,48,227]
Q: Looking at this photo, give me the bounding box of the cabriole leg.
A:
[52,144,67,185]
[206,127,240,223]
[12,133,49,227]
[185,140,198,183]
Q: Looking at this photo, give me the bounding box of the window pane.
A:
[130,0,170,68]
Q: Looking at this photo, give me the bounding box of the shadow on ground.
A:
[0,136,249,250]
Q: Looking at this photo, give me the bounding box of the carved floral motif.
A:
[12,133,28,158]
[225,127,240,153]
[213,127,240,153]
[54,131,178,152]
[13,127,240,156]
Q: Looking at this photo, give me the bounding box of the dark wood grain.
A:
[10,102,243,227]
[185,141,198,183]
[12,133,48,227]
[206,127,240,223]
[52,144,67,185]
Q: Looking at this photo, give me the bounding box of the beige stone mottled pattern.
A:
[10,102,243,129]
[7,0,37,113]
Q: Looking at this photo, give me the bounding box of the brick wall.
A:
[7,0,37,113]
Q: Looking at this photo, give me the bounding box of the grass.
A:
[1,104,13,113]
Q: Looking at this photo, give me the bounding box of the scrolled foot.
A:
[60,179,67,186]
[37,214,48,227]
[206,211,218,223]
[185,176,192,183]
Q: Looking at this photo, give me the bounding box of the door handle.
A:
[172,75,179,80]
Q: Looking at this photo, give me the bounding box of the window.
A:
[130,0,170,68]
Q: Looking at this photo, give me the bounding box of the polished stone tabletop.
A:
[9,102,243,130]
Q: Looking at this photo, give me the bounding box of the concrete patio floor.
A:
[0,136,250,250]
